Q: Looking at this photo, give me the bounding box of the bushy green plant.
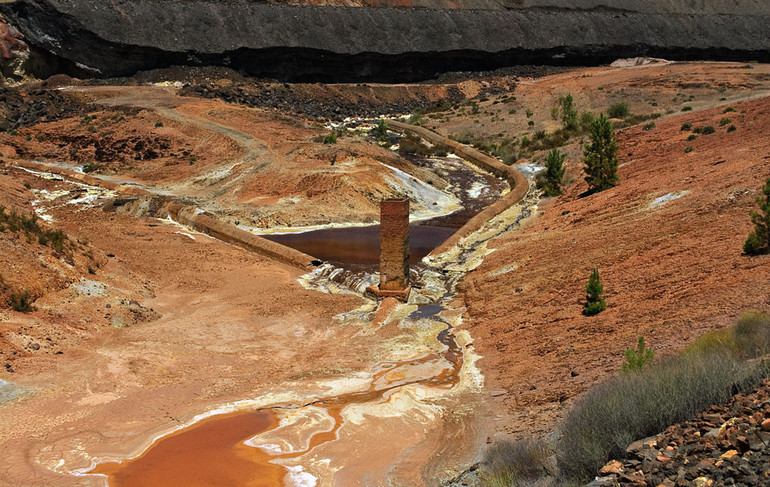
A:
[538,149,566,196]
[559,94,579,131]
[743,178,770,255]
[583,114,618,192]
[583,268,607,316]
[371,119,388,138]
[621,336,654,373]
[687,134,697,141]
[323,132,337,144]
[722,106,736,113]
[727,125,737,133]
[684,146,694,153]
[719,117,732,127]
[607,102,629,119]
[693,125,715,135]
[681,106,693,112]
[680,122,693,131]
[642,122,655,131]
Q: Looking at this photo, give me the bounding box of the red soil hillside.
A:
[459,95,770,439]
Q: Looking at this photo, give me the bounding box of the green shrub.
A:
[681,106,693,112]
[621,336,654,373]
[743,177,770,255]
[642,122,655,131]
[684,146,694,153]
[482,439,552,487]
[537,149,566,197]
[722,107,736,113]
[719,118,732,127]
[323,132,337,144]
[607,102,629,119]
[583,114,619,192]
[580,112,595,132]
[680,122,692,131]
[728,125,737,133]
[693,125,715,135]
[371,119,388,138]
[10,291,34,313]
[687,134,697,141]
[583,268,607,316]
[557,351,766,483]
[525,109,533,118]
[154,121,164,128]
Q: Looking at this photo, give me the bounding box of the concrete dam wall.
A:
[1,0,769,82]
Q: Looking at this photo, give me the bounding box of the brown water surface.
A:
[91,410,283,487]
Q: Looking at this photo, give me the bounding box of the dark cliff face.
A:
[0,0,769,82]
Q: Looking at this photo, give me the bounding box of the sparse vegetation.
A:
[607,101,629,119]
[583,268,607,316]
[743,178,770,255]
[685,146,694,153]
[481,439,552,487]
[723,106,736,113]
[642,122,655,131]
[557,338,768,483]
[728,125,737,132]
[580,111,595,132]
[154,121,164,128]
[10,291,35,313]
[693,125,715,135]
[680,122,692,131]
[0,206,69,253]
[583,114,618,192]
[537,149,566,197]
[621,336,654,373]
[681,106,693,112]
[719,117,732,126]
[687,134,697,141]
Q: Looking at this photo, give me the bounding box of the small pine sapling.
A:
[583,268,607,316]
[621,336,654,373]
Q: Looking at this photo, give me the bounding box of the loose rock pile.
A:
[591,379,770,487]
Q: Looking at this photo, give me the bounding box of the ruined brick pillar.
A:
[378,198,410,298]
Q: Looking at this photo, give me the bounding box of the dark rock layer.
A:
[1,0,769,82]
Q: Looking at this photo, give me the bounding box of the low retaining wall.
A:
[387,120,530,257]
[165,204,318,270]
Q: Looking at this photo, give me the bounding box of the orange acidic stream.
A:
[88,322,463,487]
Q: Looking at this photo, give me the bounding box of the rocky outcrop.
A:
[591,379,770,487]
[0,17,29,83]
[0,0,769,82]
